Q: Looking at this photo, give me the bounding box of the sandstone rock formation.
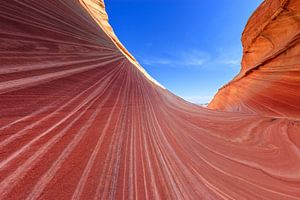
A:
[209,0,300,119]
[0,0,299,199]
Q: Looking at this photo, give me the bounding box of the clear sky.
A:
[105,0,263,104]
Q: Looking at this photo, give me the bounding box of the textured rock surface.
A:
[209,0,300,118]
[0,0,299,199]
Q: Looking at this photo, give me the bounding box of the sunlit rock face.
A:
[0,0,299,199]
[209,0,300,118]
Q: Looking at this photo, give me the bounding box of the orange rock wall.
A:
[209,0,300,118]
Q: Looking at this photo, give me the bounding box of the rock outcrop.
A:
[209,0,300,119]
[0,0,299,199]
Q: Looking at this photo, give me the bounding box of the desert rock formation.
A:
[0,0,299,199]
[209,0,300,119]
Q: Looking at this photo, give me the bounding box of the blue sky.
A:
[105,0,263,104]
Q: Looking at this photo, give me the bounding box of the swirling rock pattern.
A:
[0,0,299,199]
[209,0,300,119]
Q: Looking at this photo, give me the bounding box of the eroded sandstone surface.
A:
[0,0,299,199]
[209,0,300,119]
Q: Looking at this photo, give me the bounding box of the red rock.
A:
[0,0,299,199]
[209,0,300,118]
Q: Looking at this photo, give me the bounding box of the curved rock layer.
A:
[0,0,299,200]
[209,0,300,118]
